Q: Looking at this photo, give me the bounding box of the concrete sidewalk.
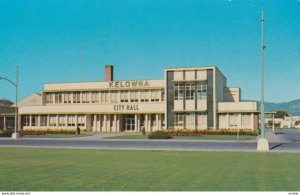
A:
[0,132,286,144]
[264,131,287,143]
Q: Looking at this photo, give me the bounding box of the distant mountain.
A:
[257,99,300,116]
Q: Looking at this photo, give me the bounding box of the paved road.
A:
[0,129,299,152]
[271,128,300,152]
[0,138,260,151]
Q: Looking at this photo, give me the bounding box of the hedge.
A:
[148,131,173,139]
[163,130,257,136]
[19,130,76,135]
[0,130,14,137]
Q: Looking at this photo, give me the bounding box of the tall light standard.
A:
[0,66,19,139]
[257,9,269,151]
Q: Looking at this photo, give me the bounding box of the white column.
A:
[29,115,32,127]
[116,115,120,132]
[3,116,6,130]
[80,92,83,104]
[134,114,138,132]
[75,115,78,128]
[159,114,162,130]
[38,115,41,128]
[98,115,101,132]
[145,114,148,132]
[93,115,97,132]
[148,114,151,132]
[56,115,59,127]
[62,93,65,104]
[113,114,117,132]
[238,114,242,129]
[137,114,140,132]
[103,114,107,132]
[47,115,50,128]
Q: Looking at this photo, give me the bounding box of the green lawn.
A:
[23,134,91,138]
[104,134,256,140]
[1,148,300,191]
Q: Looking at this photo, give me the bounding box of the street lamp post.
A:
[0,66,19,139]
[257,8,269,151]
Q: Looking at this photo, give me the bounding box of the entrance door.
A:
[123,114,135,131]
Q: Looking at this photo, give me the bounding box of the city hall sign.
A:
[109,80,150,88]
[113,105,139,111]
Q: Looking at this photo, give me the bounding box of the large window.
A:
[120,91,129,102]
[185,113,195,129]
[46,93,54,104]
[64,92,72,104]
[23,116,30,126]
[40,115,47,126]
[229,114,239,127]
[110,91,118,103]
[174,83,184,100]
[82,92,90,103]
[130,91,139,102]
[174,113,184,129]
[140,90,149,102]
[219,114,227,127]
[241,114,251,127]
[151,90,160,102]
[31,116,38,126]
[58,115,66,126]
[91,92,99,103]
[185,83,195,100]
[197,81,207,100]
[68,115,76,126]
[73,92,81,104]
[197,113,207,127]
[161,90,165,102]
[100,91,108,103]
[49,115,56,126]
[151,114,156,127]
[77,115,85,127]
[55,93,62,104]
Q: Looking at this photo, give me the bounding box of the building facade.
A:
[18,65,259,132]
[0,106,15,130]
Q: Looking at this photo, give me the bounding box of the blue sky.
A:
[0,0,299,103]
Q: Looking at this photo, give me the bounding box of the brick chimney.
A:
[105,65,114,81]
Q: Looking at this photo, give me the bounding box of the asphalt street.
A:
[0,129,299,152]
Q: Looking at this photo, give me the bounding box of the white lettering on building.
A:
[109,81,150,88]
[113,105,139,111]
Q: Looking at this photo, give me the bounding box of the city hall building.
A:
[18,65,259,132]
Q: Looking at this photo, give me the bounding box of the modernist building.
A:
[18,65,259,132]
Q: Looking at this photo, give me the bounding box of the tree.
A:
[0,99,13,106]
[274,110,289,118]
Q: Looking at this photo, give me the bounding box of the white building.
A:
[280,116,300,128]
[18,65,259,132]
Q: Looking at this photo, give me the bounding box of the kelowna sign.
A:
[109,80,150,88]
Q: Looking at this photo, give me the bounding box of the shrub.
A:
[148,131,173,139]
[141,128,146,135]
[0,130,14,137]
